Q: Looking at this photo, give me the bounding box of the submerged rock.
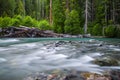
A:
[24,70,85,80]
[83,34,91,38]
[93,57,119,66]
[24,69,120,80]
[63,74,85,80]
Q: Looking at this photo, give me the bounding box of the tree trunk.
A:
[105,1,107,25]
[41,0,45,19]
[84,0,88,34]
[50,0,52,25]
[112,1,115,24]
[22,0,26,17]
[66,0,69,10]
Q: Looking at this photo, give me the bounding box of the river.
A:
[0,38,120,80]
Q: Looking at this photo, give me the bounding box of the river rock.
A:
[24,69,120,80]
[93,57,119,66]
[63,74,85,80]
[83,34,91,38]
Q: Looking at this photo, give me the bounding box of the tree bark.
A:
[22,0,26,17]
[84,0,88,34]
[66,0,69,10]
[50,0,52,25]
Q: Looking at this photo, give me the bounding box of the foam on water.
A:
[0,38,119,80]
[0,48,8,51]
[78,55,94,63]
[10,43,38,49]
[113,48,120,51]
[89,52,102,57]
[0,39,19,43]
[45,54,68,60]
[0,58,7,62]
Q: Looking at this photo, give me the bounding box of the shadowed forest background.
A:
[0,0,120,38]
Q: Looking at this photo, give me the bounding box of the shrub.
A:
[32,19,38,27]
[92,24,102,36]
[0,17,11,28]
[23,16,34,27]
[0,17,3,28]
[10,18,21,27]
[53,25,63,33]
[8,15,23,27]
[37,20,51,30]
[13,15,23,21]
[104,25,116,38]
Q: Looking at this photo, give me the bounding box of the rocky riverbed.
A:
[0,37,120,80]
[24,69,120,80]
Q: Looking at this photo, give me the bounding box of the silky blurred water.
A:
[0,38,120,80]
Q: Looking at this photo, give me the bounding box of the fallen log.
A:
[0,26,63,38]
[0,26,85,38]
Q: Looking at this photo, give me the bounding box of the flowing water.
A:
[0,38,120,80]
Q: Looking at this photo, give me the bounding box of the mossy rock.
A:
[94,57,119,66]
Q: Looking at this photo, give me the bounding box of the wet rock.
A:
[81,72,111,80]
[83,34,91,38]
[63,74,85,80]
[35,73,48,80]
[62,34,73,38]
[54,41,66,47]
[24,69,120,80]
[109,70,120,80]
[24,70,86,80]
[0,28,2,32]
[94,57,119,66]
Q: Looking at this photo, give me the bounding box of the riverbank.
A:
[0,26,92,38]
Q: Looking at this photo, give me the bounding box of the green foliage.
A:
[0,17,3,27]
[53,0,65,33]
[92,24,102,36]
[14,15,23,21]
[37,20,51,30]
[0,15,51,29]
[87,27,93,34]
[10,15,23,26]
[116,27,120,38]
[22,16,34,27]
[0,17,11,28]
[105,25,116,38]
[10,18,21,27]
[0,0,120,38]
[65,10,81,35]
[0,0,16,17]
[15,0,25,16]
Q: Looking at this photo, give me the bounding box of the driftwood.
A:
[0,26,88,38]
[0,26,63,38]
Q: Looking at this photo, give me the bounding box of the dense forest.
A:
[0,0,120,38]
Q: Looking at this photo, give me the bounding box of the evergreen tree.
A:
[65,10,81,34]
[0,0,16,17]
[15,0,25,16]
[53,0,65,33]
